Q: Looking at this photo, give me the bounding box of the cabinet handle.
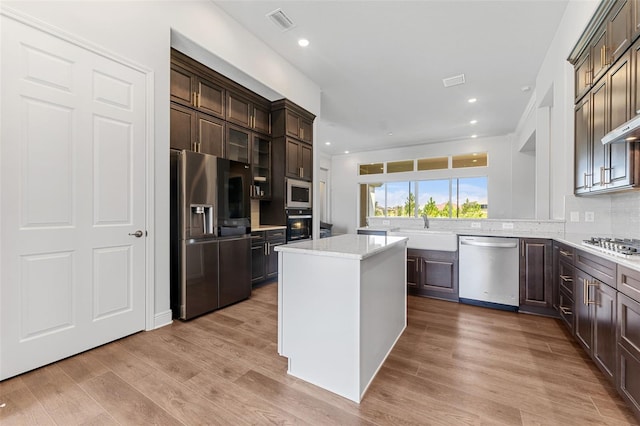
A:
[585,69,592,86]
[299,167,304,178]
[583,278,588,305]
[196,92,201,108]
[601,45,605,67]
[559,306,572,315]
[192,91,196,106]
[600,166,605,186]
[560,275,573,282]
[584,280,598,305]
[559,249,573,258]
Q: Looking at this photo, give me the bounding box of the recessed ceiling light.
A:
[521,85,532,92]
[468,98,477,103]
[344,150,350,154]
[471,134,478,138]
[298,38,309,47]
[470,119,478,125]
[325,141,331,146]
[388,132,393,136]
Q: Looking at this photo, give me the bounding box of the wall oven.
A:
[286,208,312,242]
[286,178,312,209]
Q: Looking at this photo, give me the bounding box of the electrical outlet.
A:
[585,211,595,222]
[382,220,390,225]
[570,211,580,222]
[502,222,514,230]
[471,222,481,228]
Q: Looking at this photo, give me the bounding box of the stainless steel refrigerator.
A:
[170,150,251,320]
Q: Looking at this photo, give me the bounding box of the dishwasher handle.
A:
[460,239,518,249]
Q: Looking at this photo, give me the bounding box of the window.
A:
[417,157,448,171]
[359,163,384,175]
[360,177,488,221]
[387,160,414,173]
[452,152,487,168]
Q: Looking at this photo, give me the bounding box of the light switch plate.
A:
[502,222,514,230]
[471,222,481,228]
[570,211,580,222]
[382,220,390,225]
[585,212,595,222]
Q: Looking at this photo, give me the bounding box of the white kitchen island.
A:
[274,233,408,403]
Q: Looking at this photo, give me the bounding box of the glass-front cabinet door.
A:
[251,133,271,199]
[226,124,250,164]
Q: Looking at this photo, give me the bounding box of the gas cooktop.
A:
[582,237,640,258]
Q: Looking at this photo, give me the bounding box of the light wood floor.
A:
[1,281,637,425]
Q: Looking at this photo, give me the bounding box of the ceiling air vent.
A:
[442,74,466,88]
[266,8,296,32]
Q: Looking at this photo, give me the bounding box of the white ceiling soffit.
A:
[214,1,570,154]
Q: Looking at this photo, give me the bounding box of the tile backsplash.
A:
[611,192,640,238]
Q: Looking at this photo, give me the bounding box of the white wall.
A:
[3,1,321,325]
[330,134,516,234]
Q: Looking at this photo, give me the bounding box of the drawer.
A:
[266,229,286,241]
[575,248,617,287]
[619,265,640,303]
[558,287,574,333]
[556,243,575,264]
[558,260,575,297]
[251,231,265,247]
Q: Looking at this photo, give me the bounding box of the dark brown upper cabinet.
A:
[170,62,225,119]
[226,90,271,134]
[170,103,224,157]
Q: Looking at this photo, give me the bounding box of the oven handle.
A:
[288,215,312,219]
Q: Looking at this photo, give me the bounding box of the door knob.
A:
[129,230,144,238]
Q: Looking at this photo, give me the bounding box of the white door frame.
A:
[1,6,156,332]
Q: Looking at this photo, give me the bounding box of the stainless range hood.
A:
[602,114,640,144]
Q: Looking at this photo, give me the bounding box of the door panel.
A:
[1,16,147,380]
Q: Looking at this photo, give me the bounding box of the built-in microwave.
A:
[286,178,312,209]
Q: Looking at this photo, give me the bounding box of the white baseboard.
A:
[152,310,173,330]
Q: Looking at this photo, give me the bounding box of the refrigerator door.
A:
[182,150,218,239]
[218,235,251,308]
[217,158,251,236]
[181,239,219,320]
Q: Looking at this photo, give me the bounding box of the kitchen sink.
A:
[388,229,458,251]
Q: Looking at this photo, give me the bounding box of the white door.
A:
[1,15,148,380]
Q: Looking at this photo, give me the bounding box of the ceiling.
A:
[213,0,570,155]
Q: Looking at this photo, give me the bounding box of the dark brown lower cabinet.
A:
[519,238,554,315]
[251,229,286,285]
[618,266,640,418]
[574,267,617,383]
[406,249,458,301]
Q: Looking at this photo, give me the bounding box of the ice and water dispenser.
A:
[189,204,214,238]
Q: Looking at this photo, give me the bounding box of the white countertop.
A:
[274,233,408,260]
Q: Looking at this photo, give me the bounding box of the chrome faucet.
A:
[421,213,430,229]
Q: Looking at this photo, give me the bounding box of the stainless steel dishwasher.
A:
[458,236,520,311]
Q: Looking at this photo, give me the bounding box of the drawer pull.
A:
[559,306,572,315]
[560,275,573,282]
[559,249,573,257]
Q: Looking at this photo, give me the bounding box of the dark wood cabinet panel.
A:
[300,117,313,143]
[285,139,313,181]
[226,124,250,164]
[519,239,553,312]
[170,64,194,107]
[592,24,609,84]
[285,110,301,139]
[253,103,271,135]
[251,229,285,285]
[575,96,592,194]
[197,113,224,157]
[594,281,617,381]
[608,51,633,189]
[575,249,618,288]
[559,287,575,333]
[575,50,592,102]
[196,78,225,119]
[227,91,252,128]
[553,242,575,332]
[170,102,224,156]
[592,78,608,188]
[608,0,632,63]
[634,0,640,41]
[575,268,595,352]
[617,267,640,419]
[407,249,458,302]
[170,103,196,151]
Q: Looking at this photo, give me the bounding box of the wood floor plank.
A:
[81,371,182,425]
[20,365,113,425]
[1,281,637,425]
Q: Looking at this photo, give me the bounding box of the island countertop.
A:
[274,233,408,260]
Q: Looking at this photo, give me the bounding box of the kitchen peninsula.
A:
[275,234,408,403]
